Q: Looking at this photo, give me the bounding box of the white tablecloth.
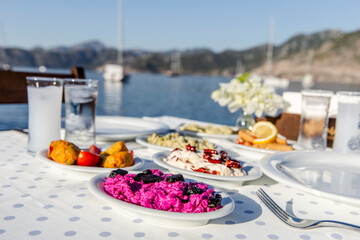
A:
[0,117,359,239]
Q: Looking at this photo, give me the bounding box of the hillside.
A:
[1,29,360,83]
[254,30,360,83]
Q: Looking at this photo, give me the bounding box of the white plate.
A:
[226,138,301,155]
[176,124,238,139]
[135,134,218,152]
[152,151,262,182]
[88,172,235,227]
[36,149,144,173]
[259,150,360,206]
[95,116,169,141]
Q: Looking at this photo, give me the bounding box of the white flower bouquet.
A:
[211,73,288,118]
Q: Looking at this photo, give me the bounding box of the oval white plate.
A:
[152,151,262,182]
[176,124,238,139]
[36,149,144,173]
[135,134,218,152]
[89,172,235,227]
[259,150,360,207]
[96,116,169,141]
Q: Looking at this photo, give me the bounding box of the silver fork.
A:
[256,188,360,232]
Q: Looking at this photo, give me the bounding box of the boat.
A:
[302,73,315,89]
[262,18,289,89]
[0,22,10,70]
[38,65,47,72]
[263,76,289,89]
[302,50,315,89]
[167,51,181,77]
[103,64,124,82]
[103,0,127,82]
[235,59,244,76]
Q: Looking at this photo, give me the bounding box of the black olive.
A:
[208,193,222,208]
[142,169,153,175]
[166,174,184,183]
[140,174,163,183]
[108,169,128,178]
[186,185,202,195]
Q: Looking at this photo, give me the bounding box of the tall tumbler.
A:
[64,79,98,148]
[297,90,333,150]
[333,91,360,153]
[27,77,63,155]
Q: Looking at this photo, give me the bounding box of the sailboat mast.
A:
[117,0,123,66]
[236,59,244,75]
[266,18,274,76]
[0,22,10,70]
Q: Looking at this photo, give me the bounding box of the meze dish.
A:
[140,132,216,150]
[177,123,237,138]
[163,146,245,177]
[103,169,222,213]
[180,123,236,135]
[48,140,134,168]
[37,140,144,172]
[235,121,295,152]
[153,146,262,182]
[89,169,235,227]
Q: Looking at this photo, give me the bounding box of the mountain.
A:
[253,29,360,82]
[50,40,107,52]
[1,29,360,82]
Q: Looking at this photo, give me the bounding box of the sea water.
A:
[27,85,63,154]
[3,71,360,131]
[64,85,98,147]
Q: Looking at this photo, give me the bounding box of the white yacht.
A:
[103,0,126,82]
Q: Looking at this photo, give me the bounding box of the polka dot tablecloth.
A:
[0,130,359,240]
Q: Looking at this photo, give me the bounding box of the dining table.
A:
[0,115,359,240]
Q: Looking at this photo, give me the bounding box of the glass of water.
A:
[64,79,98,148]
[333,91,360,153]
[297,90,333,150]
[27,77,63,155]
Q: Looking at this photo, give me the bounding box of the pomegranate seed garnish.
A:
[225,159,241,168]
[204,149,218,155]
[208,159,221,164]
[186,145,196,152]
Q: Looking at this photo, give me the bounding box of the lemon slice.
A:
[251,121,278,144]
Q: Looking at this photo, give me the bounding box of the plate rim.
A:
[35,149,144,173]
[152,150,262,182]
[95,116,169,140]
[88,172,235,220]
[225,138,301,154]
[259,150,360,205]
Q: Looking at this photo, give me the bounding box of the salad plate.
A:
[176,123,238,139]
[95,116,169,141]
[36,149,144,173]
[88,172,235,227]
[152,151,262,183]
[135,134,218,152]
[259,150,360,207]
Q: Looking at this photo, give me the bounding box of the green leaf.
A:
[237,73,250,83]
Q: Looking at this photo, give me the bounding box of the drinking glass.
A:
[64,79,98,148]
[297,90,333,150]
[333,91,360,153]
[27,77,63,155]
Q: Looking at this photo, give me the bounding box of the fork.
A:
[256,188,360,232]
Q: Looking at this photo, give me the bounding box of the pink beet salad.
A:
[103,169,222,213]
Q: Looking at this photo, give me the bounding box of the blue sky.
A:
[0,0,360,52]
